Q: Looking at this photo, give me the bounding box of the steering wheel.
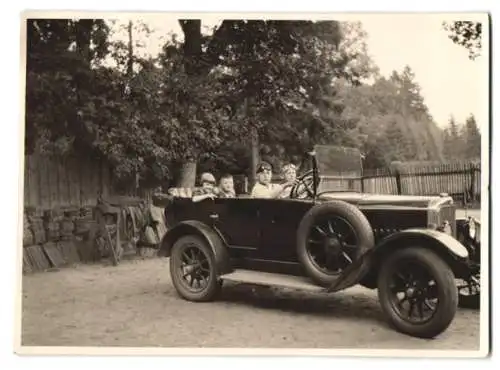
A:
[290,170,316,199]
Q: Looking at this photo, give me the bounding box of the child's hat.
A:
[282,163,297,174]
[200,172,216,184]
[256,162,272,173]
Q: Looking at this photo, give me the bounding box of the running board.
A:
[220,269,325,292]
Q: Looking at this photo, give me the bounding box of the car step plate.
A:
[220,269,324,292]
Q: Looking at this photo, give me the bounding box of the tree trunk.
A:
[176,161,198,188]
[249,126,260,189]
[179,20,202,75]
[243,97,260,189]
[177,20,204,187]
[75,20,93,66]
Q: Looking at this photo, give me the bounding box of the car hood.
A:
[317,192,453,209]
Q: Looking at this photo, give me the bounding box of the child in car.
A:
[251,162,297,199]
[192,172,219,202]
[218,173,236,198]
[278,163,298,198]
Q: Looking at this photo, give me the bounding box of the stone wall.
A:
[22,206,99,273]
[22,198,168,274]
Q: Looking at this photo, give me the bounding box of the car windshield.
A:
[314,145,363,177]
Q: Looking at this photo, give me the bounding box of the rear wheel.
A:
[377,247,458,339]
[169,235,221,302]
[297,201,375,287]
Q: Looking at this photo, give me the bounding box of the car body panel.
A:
[398,228,469,258]
[256,199,314,261]
[318,191,443,207]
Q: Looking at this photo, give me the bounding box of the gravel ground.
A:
[21,257,480,350]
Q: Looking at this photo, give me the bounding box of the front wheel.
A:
[377,247,458,339]
[169,235,221,302]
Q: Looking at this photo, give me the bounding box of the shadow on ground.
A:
[215,282,387,325]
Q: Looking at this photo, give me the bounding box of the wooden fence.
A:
[23,154,113,209]
[397,162,480,199]
[319,162,481,201]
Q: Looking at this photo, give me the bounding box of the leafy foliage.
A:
[189,20,378,174]
[443,21,482,60]
[26,17,477,192]
[163,20,359,179]
[26,19,111,154]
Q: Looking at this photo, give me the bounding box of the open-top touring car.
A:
[155,145,481,339]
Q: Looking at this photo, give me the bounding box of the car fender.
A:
[158,220,233,275]
[375,228,469,259]
[326,228,469,293]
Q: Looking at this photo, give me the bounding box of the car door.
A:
[211,197,262,252]
[257,199,313,262]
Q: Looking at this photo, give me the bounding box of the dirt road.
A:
[21,257,480,350]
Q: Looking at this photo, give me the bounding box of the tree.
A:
[441,114,481,161]
[443,115,468,161]
[334,66,445,168]
[173,20,356,187]
[25,19,111,155]
[443,21,482,60]
[463,114,481,160]
[443,115,457,160]
[337,21,379,81]
[27,19,194,190]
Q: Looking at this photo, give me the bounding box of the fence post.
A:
[395,169,402,195]
[348,178,354,191]
[470,164,476,202]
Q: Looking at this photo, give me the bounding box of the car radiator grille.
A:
[440,205,456,237]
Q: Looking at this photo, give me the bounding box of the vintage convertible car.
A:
[156,145,482,339]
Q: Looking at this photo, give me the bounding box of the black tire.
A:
[377,247,458,339]
[169,235,221,302]
[296,201,375,287]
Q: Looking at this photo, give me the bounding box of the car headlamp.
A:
[468,217,480,242]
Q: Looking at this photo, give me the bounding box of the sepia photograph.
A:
[16,11,490,357]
